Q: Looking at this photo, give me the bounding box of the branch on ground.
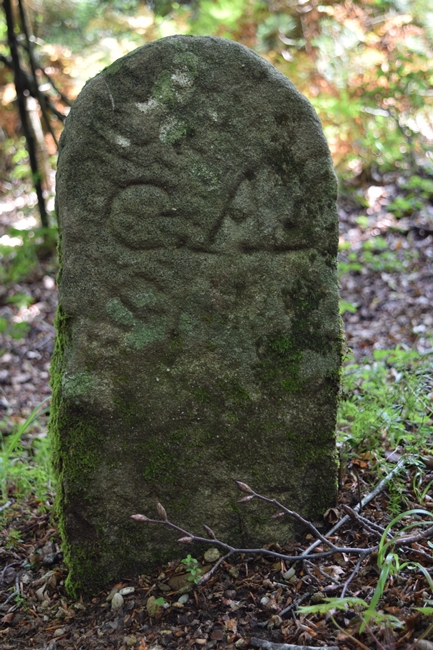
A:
[131,456,433,593]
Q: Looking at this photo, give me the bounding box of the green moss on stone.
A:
[152,70,176,107]
[258,334,304,395]
[106,298,135,328]
[160,119,188,145]
[62,372,97,402]
[173,51,198,76]
[126,322,166,349]
[218,378,251,404]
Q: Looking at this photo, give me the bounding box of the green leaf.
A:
[299,597,369,615]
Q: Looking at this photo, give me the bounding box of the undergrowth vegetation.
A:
[339,348,433,493]
[0,397,52,507]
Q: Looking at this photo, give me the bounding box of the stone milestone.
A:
[51,35,342,595]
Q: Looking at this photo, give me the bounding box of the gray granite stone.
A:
[51,35,342,595]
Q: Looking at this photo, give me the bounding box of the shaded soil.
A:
[2,469,433,650]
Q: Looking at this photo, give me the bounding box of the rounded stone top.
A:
[57,35,337,261]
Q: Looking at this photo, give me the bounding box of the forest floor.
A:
[0,172,433,650]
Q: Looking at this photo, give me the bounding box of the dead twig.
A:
[301,456,411,558]
[132,483,380,586]
[131,466,433,591]
[343,503,433,564]
[131,509,379,566]
[302,559,340,585]
[238,486,341,551]
[278,591,315,618]
[249,639,338,650]
[3,0,48,226]
[342,504,389,539]
[340,554,364,598]
[198,550,234,585]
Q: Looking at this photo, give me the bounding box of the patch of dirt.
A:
[338,178,433,359]
[2,470,433,650]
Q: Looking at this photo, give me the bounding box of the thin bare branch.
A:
[393,524,433,547]
[301,456,411,558]
[131,511,379,561]
[341,555,364,598]
[250,638,339,650]
[0,500,13,513]
[342,504,389,538]
[197,550,234,585]
[250,490,341,551]
[131,461,433,601]
[303,559,341,585]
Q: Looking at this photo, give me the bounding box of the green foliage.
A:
[6,587,26,608]
[388,173,433,218]
[412,471,433,505]
[362,241,418,273]
[33,0,146,50]
[362,508,433,630]
[0,399,52,505]
[0,225,57,286]
[181,553,202,583]
[299,509,433,634]
[339,299,358,315]
[186,0,249,36]
[11,144,32,180]
[5,527,23,549]
[339,234,419,276]
[299,596,403,631]
[338,348,433,514]
[0,317,30,341]
[338,346,432,518]
[2,0,431,181]
[0,293,34,341]
[256,13,298,53]
[159,0,433,175]
[338,348,433,498]
[6,293,34,308]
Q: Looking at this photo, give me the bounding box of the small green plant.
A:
[387,174,433,218]
[338,347,433,467]
[0,398,52,505]
[0,225,57,285]
[0,317,30,341]
[299,596,403,633]
[416,599,433,616]
[7,587,26,608]
[355,215,370,229]
[339,299,358,315]
[387,195,423,218]
[339,232,419,276]
[6,293,34,308]
[5,528,23,548]
[299,509,433,645]
[412,471,433,505]
[181,554,202,583]
[387,477,407,516]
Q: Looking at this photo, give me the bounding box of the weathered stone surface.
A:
[51,35,342,595]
